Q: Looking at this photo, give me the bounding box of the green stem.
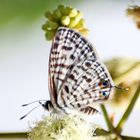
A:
[116,83,140,134]
[114,62,140,84]
[0,132,28,138]
[121,135,140,140]
[100,104,114,132]
[94,128,110,136]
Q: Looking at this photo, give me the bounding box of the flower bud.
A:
[57,5,66,15]
[69,11,83,28]
[64,6,72,15]
[79,28,89,36]
[69,8,78,17]
[61,16,70,26]
[43,21,58,31]
[53,9,62,21]
[45,30,56,41]
[74,18,85,29]
[45,11,54,21]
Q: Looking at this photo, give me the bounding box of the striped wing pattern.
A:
[49,27,114,115]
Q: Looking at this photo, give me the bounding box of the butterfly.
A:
[20,27,115,120]
[42,27,115,115]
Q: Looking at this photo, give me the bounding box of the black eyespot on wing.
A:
[70,54,75,60]
[81,50,85,55]
[102,81,108,86]
[69,74,75,80]
[100,79,109,87]
[102,91,109,98]
[64,85,69,93]
[77,103,81,108]
[86,78,92,83]
[85,62,91,67]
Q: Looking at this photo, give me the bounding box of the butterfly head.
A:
[41,100,54,112]
[20,100,54,120]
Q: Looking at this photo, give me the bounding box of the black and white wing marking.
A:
[49,27,114,115]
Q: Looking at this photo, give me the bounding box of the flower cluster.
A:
[42,5,89,41]
[28,115,99,140]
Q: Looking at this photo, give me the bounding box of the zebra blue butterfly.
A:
[43,27,114,115]
[20,27,115,119]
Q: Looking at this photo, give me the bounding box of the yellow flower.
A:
[42,5,89,41]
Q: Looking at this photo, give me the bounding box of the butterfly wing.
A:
[49,27,114,114]
[49,27,98,107]
[58,59,114,113]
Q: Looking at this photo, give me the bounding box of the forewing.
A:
[49,27,114,115]
[49,27,98,107]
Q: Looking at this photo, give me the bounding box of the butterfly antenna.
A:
[20,105,40,120]
[22,100,47,107]
[114,86,129,91]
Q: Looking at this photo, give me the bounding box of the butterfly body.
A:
[44,27,114,115]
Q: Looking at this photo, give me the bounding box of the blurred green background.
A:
[0,0,80,28]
